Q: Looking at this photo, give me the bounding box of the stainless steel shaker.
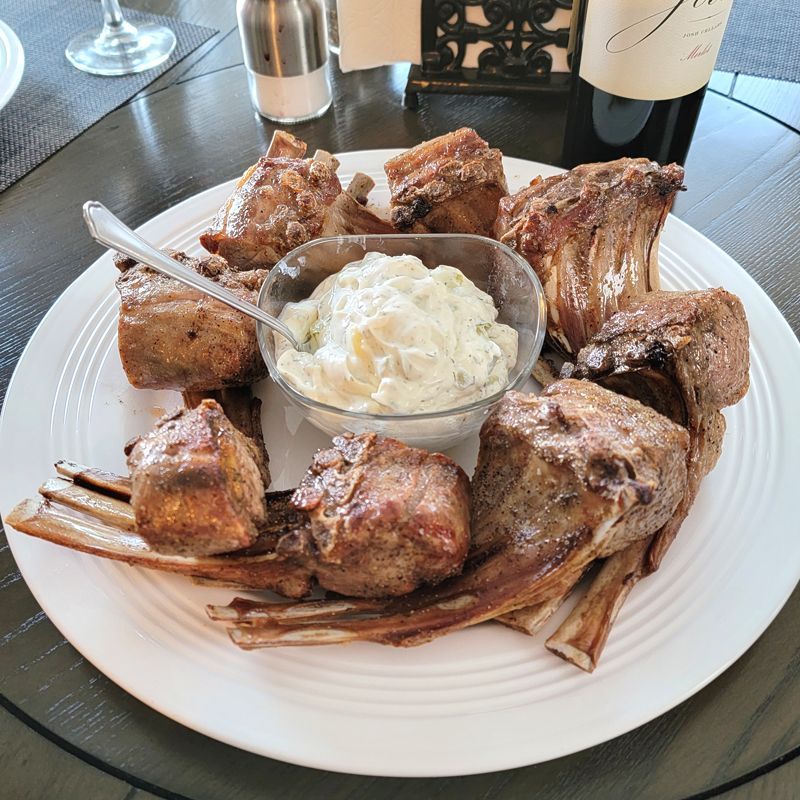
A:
[236,0,333,123]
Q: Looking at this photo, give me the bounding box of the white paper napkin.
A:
[338,0,421,73]
[337,0,571,74]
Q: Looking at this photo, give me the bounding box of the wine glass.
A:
[65,0,176,76]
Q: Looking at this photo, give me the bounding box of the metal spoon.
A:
[82,201,301,350]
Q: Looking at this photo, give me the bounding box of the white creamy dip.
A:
[274,253,518,414]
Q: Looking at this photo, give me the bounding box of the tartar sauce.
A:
[274,253,518,414]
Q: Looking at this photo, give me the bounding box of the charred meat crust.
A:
[495,159,685,256]
[277,432,472,598]
[115,251,268,392]
[573,288,750,415]
[199,143,393,269]
[537,287,750,671]
[126,400,269,557]
[385,128,508,234]
[200,157,343,269]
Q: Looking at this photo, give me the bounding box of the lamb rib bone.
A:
[312,149,340,171]
[55,459,132,500]
[39,477,136,531]
[266,129,307,159]
[545,541,648,671]
[494,589,573,637]
[346,173,375,205]
[39,469,296,547]
[495,565,590,636]
[7,484,314,597]
[207,596,385,623]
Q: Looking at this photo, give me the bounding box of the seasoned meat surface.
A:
[115,252,268,392]
[573,288,749,413]
[200,157,342,269]
[126,399,270,557]
[471,381,688,567]
[200,154,393,270]
[276,433,471,598]
[569,288,750,571]
[385,128,507,235]
[495,158,685,356]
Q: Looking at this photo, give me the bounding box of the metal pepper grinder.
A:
[236,0,333,124]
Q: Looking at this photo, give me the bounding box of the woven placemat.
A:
[717,0,800,82]
[0,1,216,192]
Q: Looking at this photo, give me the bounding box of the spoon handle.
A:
[82,201,300,349]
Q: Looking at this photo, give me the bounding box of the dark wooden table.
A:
[2,3,799,798]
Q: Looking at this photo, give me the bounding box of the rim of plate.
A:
[0,20,24,113]
[1,151,799,777]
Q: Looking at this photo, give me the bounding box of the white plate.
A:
[0,20,24,112]
[2,152,799,777]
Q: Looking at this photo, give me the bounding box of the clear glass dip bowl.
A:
[257,234,546,451]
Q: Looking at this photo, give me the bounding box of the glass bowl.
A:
[256,234,546,451]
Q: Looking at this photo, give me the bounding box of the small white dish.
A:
[258,233,546,450]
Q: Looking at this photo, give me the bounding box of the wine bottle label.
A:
[579,0,733,101]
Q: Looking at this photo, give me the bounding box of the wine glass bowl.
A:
[65,1,176,77]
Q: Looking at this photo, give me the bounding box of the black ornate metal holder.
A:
[405,0,573,109]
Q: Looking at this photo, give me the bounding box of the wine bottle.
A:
[561,0,734,168]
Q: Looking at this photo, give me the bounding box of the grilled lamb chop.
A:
[8,433,470,600]
[207,380,689,648]
[547,288,749,670]
[569,288,749,570]
[494,158,685,357]
[385,128,508,235]
[200,135,392,270]
[275,433,471,598]
[115,251,268,392]
[125,398,271,557]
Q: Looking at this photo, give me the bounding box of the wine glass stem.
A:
[101,0,126,29]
